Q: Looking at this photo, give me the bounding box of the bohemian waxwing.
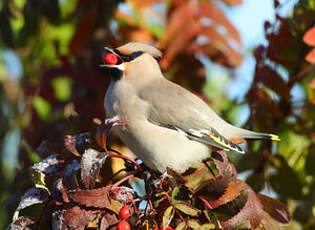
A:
[102,42,280,173]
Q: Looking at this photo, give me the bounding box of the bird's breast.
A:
[105,80,149,123]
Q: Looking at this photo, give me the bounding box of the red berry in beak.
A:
[103,53,119,65]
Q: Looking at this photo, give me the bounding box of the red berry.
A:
[119,205,131,220]
[103,53,119,65]
[160,227,173,230]
[117,220,130,230]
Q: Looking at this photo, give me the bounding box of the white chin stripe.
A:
[101,63,125,71]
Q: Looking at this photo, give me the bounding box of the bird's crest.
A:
[116,42,162,60]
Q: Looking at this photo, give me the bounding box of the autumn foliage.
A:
[1,0,315,229]
[7,119,289,229]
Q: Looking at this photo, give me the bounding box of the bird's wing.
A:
[138,79,245,153]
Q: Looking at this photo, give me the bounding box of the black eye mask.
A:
[113,49,143,62]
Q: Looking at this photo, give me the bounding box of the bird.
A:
[101,42,280,173]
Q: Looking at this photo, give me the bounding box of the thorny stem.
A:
[111,174,135,189]
[107,151,143,172]
[186,187,213,210]
[36,198,51,230]
[203,160,217,178]
[198,196,213,210]
[148,200,154,211]
[105,168,127,185]
[288,64,315,87]
[175,209,185,221]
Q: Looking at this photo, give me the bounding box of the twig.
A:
[107,151,143,172]
[111,174,135,189]
[288,64,315,87]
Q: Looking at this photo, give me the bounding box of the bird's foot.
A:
[104,115,127,128]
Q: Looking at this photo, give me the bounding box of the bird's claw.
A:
[104,115,127,128]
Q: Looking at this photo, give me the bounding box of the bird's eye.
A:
[103,53,122,65]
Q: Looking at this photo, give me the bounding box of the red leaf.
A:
[70,9,95,56]
[198,3,241,45]
[69,187,111,208]
[35,140,63,158]
[309,77,315,88]
[119,27,154,42]
[7,217,36,230]
[64,207,97,229]
[160,25,199,69]
[114,10,137,26]
[17,188,49,212]
[174,203,200,216]
[211,151,237,177]
[110,186,135,204]
[160,2,242,68]
[52,207,97,230]
[81,148,107,189]
[257,194,290,224]
[100,213,119,229]
[64,133,91,157]
[303,26,315,46]
[159,2,195,48]
[52,178,70,204]
[220,0,242,5]
[195,27,243,67]
[274,0,280,8]
[30,154,63,175]
[305,48,315,63]
[247,87,284,119]
[220,186,263,228]
[255,65,291,99]
[63,160,80,190]
[204,180,244,209]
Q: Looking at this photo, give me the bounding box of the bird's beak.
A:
[100,47,125,71]
[104,47,114,53]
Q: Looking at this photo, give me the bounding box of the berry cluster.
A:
[117,205,131,230]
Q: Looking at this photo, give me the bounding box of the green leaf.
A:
[184,166,214,191]
[175,221,186,230]
[187,219,201,229]
[32,96,52,120]
[270,155,303,199]
[51,77,72,101]
[200,223,216,230]
[205,211,220,229]
[163,205,174,229]
[29,168,47,191]
[305,145,315,175]
[174,203,200,217]
[171,186,190,204]
[245,173,264,192]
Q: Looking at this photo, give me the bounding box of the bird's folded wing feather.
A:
[138,79,245,154]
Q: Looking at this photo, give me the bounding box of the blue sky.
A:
[224,0,299,100]
[225,0,274,100]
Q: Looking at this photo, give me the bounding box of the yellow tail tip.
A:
[270,134,280,141]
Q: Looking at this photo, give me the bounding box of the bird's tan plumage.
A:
[103,42,280,172]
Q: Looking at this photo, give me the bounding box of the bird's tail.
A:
[229,126,280,141]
